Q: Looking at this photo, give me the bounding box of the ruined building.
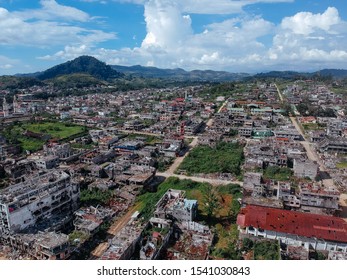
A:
[0,170,79,236]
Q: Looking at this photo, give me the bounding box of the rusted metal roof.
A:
[237,205,347,243]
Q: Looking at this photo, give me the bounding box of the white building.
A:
[237,205,347,253]
[0,170,79,235]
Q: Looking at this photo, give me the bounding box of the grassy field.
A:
[177,142,244,176]
[263,166,293,181]
[336,161,347,169]
[22,122,86,139]
[19,137,45,152]
[302,123,326,131]
[2,121,87,152]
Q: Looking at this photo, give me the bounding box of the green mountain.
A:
[0,76,44,90]
[37,56,124,81]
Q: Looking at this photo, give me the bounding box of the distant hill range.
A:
[112,65,249,82]
[11,56,347,85]
[253,69,347,79]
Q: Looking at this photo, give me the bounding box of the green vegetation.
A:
[1,121,87,152]
[200,82,250,101]
[71,142,97,150]
[137,177,242,224]
[137,177,244,259]
[336,161,347,169]
[157,157,174,172]
[49,73,105,89]
[241,238,254,252]
[302,123,326,131]
[177,142,244,176]
[254,240,280,260]
[22,122,86,139]
[296,100,336,117]
[263,166,293,181]
[0,76,44,90]
[211,224,241,259]
[38,55,123,81]
[19,138,45,152]
[125,133,163,145]
[80,188,113,207]
[68,231,90,245]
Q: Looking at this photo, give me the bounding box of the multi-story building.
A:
[237,205,347,253]
[0,170,79,235]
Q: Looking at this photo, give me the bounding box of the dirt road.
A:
[165,136,198,174]
[90,204,140,259]
[157,171,243,186]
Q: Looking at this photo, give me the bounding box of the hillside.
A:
[37,56,124,81]
[112,65,249,82]
[0,76,44,90]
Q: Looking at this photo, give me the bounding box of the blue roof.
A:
[184,199,197,210]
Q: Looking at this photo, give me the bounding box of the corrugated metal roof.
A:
[237,205,347,243]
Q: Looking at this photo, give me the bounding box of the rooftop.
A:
[237,205,347,243]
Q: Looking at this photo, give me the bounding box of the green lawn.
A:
[18,137,45,152]
[2,121,87,152]
[336,161,347,169]
[177,142,244,176]
[302,123,326,131]
[22,122,86,139]
[263,166,293,181]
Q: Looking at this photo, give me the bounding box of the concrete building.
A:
[153,189,198,222]
[0,170,79,235]
[237,205,347,253]
[6,231,70,260]
[318,137,347,153]
[35,155,60,170]
[293,159,319,180]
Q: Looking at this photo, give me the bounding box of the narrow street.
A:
[166,136,198,174]
[90,203,140,259]
[276,85,336,189]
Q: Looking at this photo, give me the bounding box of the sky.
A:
[0,0,347,75]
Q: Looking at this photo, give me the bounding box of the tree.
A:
[202,185,220,219]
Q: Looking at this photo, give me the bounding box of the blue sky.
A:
[0,0,347,74]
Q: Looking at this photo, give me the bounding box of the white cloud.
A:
[0,64,13,69]
[142,0,192,48]
[112,0,294,14]
[0,3,116,47]
[281,6,340,35]
[0,55,19,72]
[267,7,347,70]
[4,1,345,74]
[14,0,90,22]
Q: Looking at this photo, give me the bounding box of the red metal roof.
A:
[237,205,347,243]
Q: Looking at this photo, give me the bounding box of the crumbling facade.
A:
[0,170,79,235]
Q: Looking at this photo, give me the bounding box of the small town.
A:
[0,64,347,260]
